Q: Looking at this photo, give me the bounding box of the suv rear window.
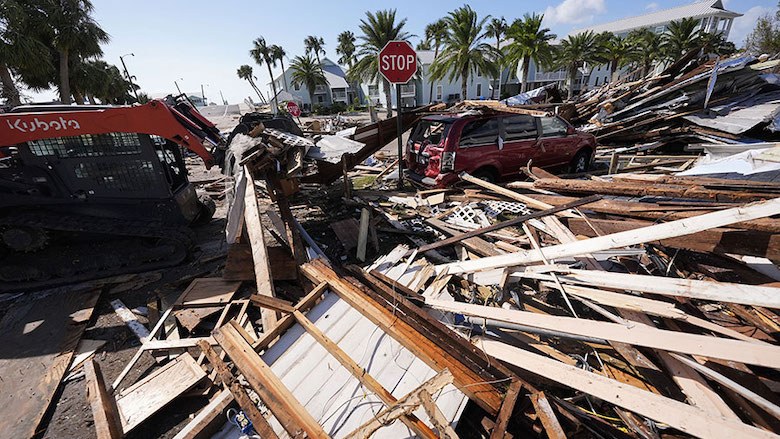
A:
[411,120,450,145]
[540,116,569,137]
[503,115,537,141]
[459,118,499,148]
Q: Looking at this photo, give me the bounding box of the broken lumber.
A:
[84,359,123,439]
[436,197,780,276]
[477,338,777,439]
[426,299,780,367]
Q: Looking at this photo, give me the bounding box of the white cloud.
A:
[645,2,660,12]
[728,5,772,47]
[543,0,607,26]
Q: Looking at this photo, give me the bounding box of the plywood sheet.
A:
[0,287,100,439]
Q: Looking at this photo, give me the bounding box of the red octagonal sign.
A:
[378,40,417,84]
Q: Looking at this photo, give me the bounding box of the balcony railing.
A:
[332,90,348,101]
[368,87,380,97]
[533,71,568,82]
[400,84,416,96]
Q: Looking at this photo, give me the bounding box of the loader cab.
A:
[0,131,201,223]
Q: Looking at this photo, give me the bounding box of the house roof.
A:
[272,57,350,90]
[569,0,742,37]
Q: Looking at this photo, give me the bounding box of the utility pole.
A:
[219,90,227,105]
[120,53,139,101]
[201,84,206,105]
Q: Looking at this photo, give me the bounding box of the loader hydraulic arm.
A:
[0,100,222,168]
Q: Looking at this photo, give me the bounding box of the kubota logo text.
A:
[6,117,81,133]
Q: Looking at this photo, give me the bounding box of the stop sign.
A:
[286,101,301,117]
[378,40,417,84]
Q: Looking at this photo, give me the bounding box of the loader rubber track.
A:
[0,212,195,292]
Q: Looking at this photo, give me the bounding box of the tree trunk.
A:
[461,67,468,101]
[493,38,500,99]
[0,63,21,107]
[428,45,440,104]
[73,87,85,105]
[248,79,265,103]
[521,56,530,93]
[59,48,71,104]
[383,79,393,117]
[308,91,315,111]
[266,63,278,108]
[610,60,619,82]
[567,65,576,100]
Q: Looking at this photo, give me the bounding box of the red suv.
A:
[405,112,596,187]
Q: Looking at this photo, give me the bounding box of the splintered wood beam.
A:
[343,369,454,439]
[171,389,233,439]
[215,321,328,439]
[197,340,279,439]
[490,379,523,439]
[528,392,566,439]
[249,294,295,313]
[426,299,780,368]
[437,197,780,275]
[518,267,780,309]
[291,309,439,439]
[84,359,123,439]
[356,208,370,262]
[478,338,777,439]
[251,281,329,351]
[419,390,460,439]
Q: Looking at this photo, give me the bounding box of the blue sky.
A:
[26,0,776,103]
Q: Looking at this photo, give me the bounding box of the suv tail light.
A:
[440,151,456,172]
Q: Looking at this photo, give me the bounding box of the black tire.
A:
[472,167,498,183]
[569,149,592,174]
[194,195,216,225]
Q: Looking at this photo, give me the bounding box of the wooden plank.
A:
[478,338,777,439]
[197,341,278,439]
[250,294,296,313]
[244,166,278,332]
[425,299,780,368]
[68,339,107,373]
[344,369,454,439]
[224,244,298,281]
[330,218,360,251]
[115,353,207,433]
[356,208,370,262]
[518,267,780,309]
[84,359,123,439]
[215,321,328,438]
[528,392,566,439]
[0,288,100,439]
[291,309,438,439]
[490,379,522,439]
[437,197,780,275]
[171,389,234,439]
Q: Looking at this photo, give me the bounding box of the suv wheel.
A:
[569,150,591,174]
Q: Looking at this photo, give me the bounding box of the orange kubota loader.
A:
[0,96,226,291]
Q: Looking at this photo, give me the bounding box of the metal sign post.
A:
[378,40,417,191]
[395,83,404,189]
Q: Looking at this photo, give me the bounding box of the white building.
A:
[520,0,743,94]
[268,57,358,110]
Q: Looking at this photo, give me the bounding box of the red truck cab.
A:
[405,112,596,187]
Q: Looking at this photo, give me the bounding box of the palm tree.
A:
[304,35,326,69]
[554,30,602,100]
[290,54,328,109]
[416,40,431,50]
[0,1,50,106]
[600,34,635,82]
[349,9,411,117]
[237,64,266,103]
[424,19,447,103]
[336,31,357,68]
[45,0,109,104]
[698,31,737,57]
[483,17,506,98]
[627,28,663,77]
[250,37,279,104]
[662,18,701,61]
[429,5,497,102]
[505,13,556,94]
[272,45,288,92]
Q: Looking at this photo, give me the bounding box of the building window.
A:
[368,84,379,96]
[655,25,664,34]
[294,82,300,91]
[435,85,443,101]
[476,83,482,97]
[595,77,600,86]
[317,95,324,103]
